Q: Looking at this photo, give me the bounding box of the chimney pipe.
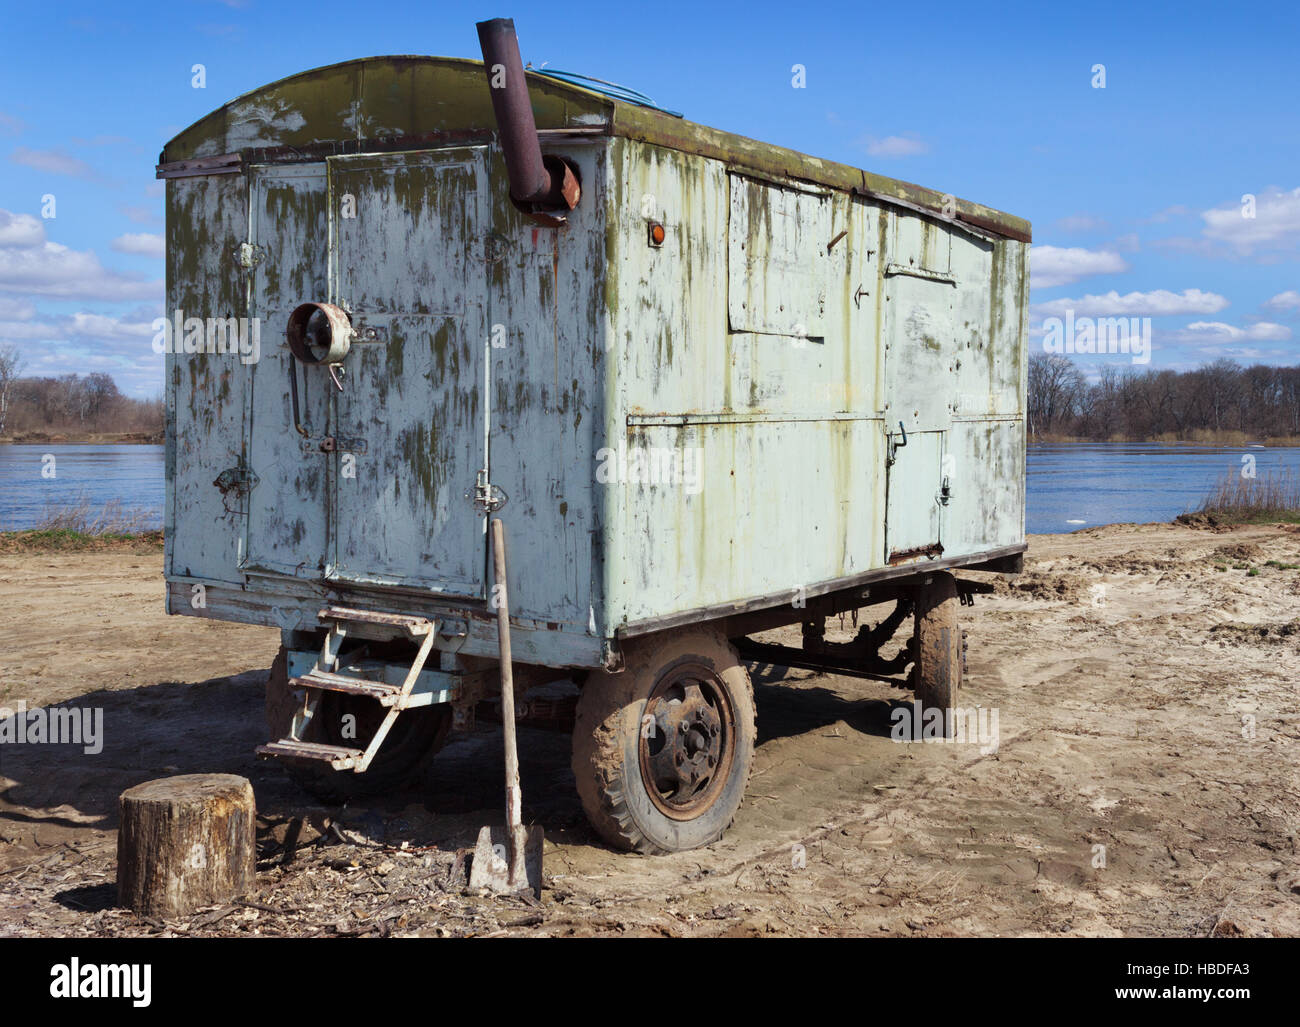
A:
[476,18,579,215]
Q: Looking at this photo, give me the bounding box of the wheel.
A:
[911,571,962,736]
[571,628,756,854]
[265,646,451,802]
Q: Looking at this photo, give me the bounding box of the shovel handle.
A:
[491,518,522,834]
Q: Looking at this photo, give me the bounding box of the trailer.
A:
[159,19,1029,854]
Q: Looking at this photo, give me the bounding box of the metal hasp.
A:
[470,518,543,898]
[475,17,580,222]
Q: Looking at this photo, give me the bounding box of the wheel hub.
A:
[639,663,735,820]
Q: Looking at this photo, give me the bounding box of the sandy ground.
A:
[2,521,1299,937]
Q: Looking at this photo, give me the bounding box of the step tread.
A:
[256,740,364,767]
[319,605,433,634]
[293,670,401,699]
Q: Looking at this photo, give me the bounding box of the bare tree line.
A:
[0,346,162,438]
[1028,354,1300,442]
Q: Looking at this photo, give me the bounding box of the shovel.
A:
[469,517,543,898]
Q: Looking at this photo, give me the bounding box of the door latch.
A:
[465,469,508,514]
[887,420,908,465]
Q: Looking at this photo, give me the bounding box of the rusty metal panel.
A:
[164,58,608,163]
[615,418,882,624]
[882,210,956,435]
[602,139,883,629]
[880,211,957,562]
[164,173,251,591]
[727,174,832,338]
[242,162,330,578]
[944,229,1026,553]
[601,137,1027,632]
[483,140,608,631]
[885,429,945,563]
[944,420,1024,554]
[609,100,1031,242]
[326,148,490,596]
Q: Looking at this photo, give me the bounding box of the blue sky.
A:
[1,0,1297,397]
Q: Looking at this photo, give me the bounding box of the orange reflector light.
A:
[648,221,666,247]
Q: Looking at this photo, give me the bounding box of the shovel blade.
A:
[468,824,543,898]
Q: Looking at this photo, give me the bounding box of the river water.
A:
[0,442,1296,534]
[0,444,166,531]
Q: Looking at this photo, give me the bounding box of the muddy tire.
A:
[264,646,450,803]
[912,572,961,735]
[571,629,756,854]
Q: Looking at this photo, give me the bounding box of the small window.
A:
[727,173,831,338]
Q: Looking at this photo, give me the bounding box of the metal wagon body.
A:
[160,20,1029,852]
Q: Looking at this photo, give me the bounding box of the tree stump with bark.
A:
[117,774,257,918]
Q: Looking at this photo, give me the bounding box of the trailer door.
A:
[325,148,490,598]
[243,162,332,579]
[882,211,956,564]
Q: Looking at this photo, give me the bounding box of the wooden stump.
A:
[117,774,256,918]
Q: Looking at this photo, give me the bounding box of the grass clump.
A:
[1188,469,1300,526]
[0,493,162,553]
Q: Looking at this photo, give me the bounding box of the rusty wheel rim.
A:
[638,662,736,820]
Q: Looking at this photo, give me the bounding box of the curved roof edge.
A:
[161,55,1029,243]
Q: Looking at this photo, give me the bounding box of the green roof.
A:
[162,55,1029,242]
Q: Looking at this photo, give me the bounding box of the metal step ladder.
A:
[256,606,437,773]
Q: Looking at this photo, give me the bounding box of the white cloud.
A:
[862,135,929,158]
[0,308,164,398]
[8,146,100,180]
[0,210,45,248]
[1263,290,1300,312]
[64,312,158,339]
[0,209,162,302]
[0,296,35,319]
[0,311,158,344]
[1175,321,1291,342]
[111,233,165,258]
[1200,186,1300,255]
[1030,246,1129,288]
[1034,288,1230,319]
[0,319,58,339]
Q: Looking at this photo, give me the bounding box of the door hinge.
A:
[236,242,266,269]
[484,233,507,265]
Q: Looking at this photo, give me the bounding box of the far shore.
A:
[1031,433,1300,447]
[0,431,162,446]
